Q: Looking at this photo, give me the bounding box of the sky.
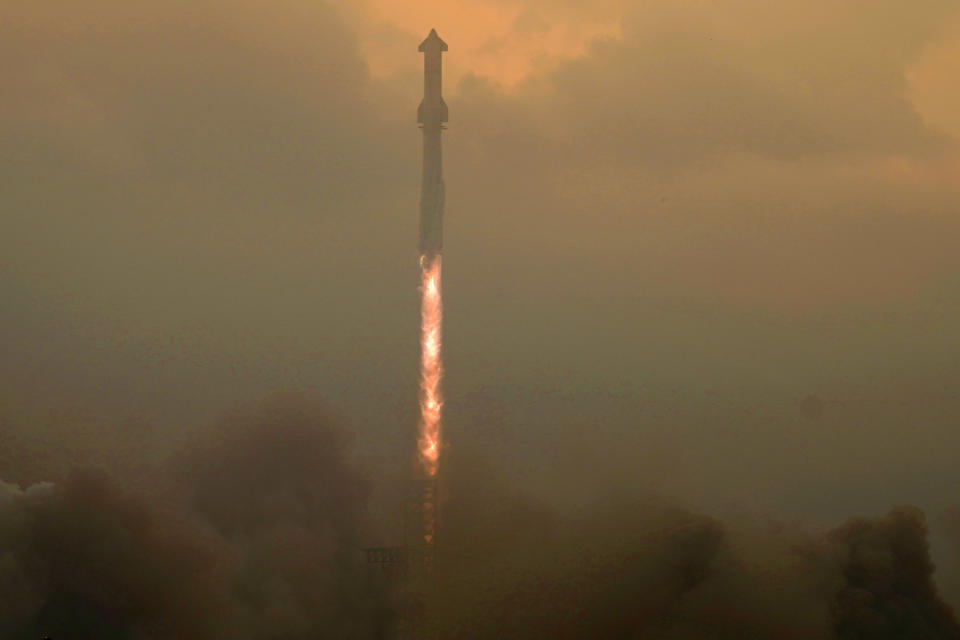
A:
[2,0,960,623]
[335,0,622,84]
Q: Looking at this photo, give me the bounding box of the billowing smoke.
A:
[0,396,957,638]
[171,396,395,638]
[433,450,960,639]
[0,473,230,639]
[0,395,395,640]
[831,508,960,639]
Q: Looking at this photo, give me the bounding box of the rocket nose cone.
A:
[419,29,448,52]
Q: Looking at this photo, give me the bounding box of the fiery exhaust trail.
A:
[418,254,443,480]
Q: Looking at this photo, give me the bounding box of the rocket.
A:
[418,29,448,257]
[418,29,449,128]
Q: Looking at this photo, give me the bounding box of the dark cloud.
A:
[172,395,392,638]
[0,473,228,639]
[936,510,960,612]
[0,396,395,639]
[435,450,960,638]
[0,401,957,638]
[831,507,960,639]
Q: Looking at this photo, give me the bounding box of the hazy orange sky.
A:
[4,0,960,610]
[336,0,960,153]
[337,0,960,140]
[908,8,960,139]
[334,0,622,84]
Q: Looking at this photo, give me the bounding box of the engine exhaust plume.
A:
[418,253,443,479]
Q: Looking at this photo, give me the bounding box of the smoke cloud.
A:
[1,409,957,638]
[0,397,394,640]
[434,451,960,638]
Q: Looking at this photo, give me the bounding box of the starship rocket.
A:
[418,29,448,257]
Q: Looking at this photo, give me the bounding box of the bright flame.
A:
[418,254,443,478]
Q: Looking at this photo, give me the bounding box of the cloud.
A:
[831,507,960,638]
[0,398,957,638]
[454,0,956,166]
[0,395,395,639]
[0,470,230,638]
[434,450,960,638]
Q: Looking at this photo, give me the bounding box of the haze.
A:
[2,0,960,635]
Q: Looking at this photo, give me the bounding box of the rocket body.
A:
[418,29,447,256]
[418,29,448,128]
[419,127,444,255]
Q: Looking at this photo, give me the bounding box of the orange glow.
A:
[348,0,621,86]
[418,253,443,477]
[907,12,960,142]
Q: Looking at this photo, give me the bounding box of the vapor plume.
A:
[0,398,958,637]
[0,397,395,640]
[432,450,960,639]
